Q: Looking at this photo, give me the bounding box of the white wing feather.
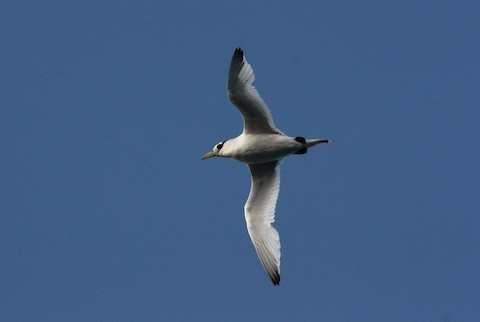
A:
[245,161,281,285]
[227,48,282,135]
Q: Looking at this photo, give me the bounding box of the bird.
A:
[202,48,331,285]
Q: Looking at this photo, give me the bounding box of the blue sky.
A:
[1,1,479,321]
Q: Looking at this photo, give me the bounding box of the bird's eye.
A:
[215,142,224,150]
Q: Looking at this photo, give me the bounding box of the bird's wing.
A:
[245,161,281,285]
[227,48,282,135]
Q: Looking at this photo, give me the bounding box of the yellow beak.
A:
[202,149,219,160]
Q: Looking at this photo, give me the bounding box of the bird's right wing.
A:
[227,48,282,135]
[245,161,281,285]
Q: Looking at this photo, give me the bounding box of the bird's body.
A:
[203,48,331,285]
[219,134,326,164]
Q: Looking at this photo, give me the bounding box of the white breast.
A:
[222,134,301,164]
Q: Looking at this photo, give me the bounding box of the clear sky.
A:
[1,1,479,321]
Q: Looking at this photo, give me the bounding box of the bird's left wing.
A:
[245,161,281,285]
[228,48,282,135]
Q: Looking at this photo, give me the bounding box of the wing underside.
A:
[227,48,281,135]
[245,161,281,285]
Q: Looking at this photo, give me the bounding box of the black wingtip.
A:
[268,270,281,286]
[271,274,281,286]
[233,47,244,60]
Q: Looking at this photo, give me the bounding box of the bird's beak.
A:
[202,149,219,160]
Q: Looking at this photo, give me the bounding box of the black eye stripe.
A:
[214,141,225,150]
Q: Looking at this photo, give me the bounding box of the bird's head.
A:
[202,141,226,159]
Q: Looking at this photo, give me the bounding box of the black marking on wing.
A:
[294,137,306,144]
[294,147,308,154]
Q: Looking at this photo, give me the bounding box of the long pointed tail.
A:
[305,139,332,148]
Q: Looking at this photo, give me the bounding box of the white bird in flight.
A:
[203,48,331,285]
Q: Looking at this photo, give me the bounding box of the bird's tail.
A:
[293,138,332,155]
[305,138,332,148]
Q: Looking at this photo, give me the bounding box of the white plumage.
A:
[203,48,331,285]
